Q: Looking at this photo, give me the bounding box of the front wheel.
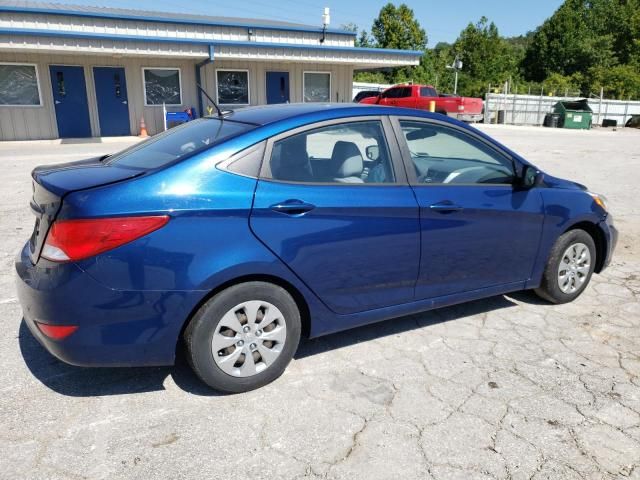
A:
[534,229,596,304]
[184,282,301,393]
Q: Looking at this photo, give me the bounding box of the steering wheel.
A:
[410,150,430,158]
[443,166,489,184]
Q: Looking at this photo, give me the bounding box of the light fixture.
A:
[320,7,330,44]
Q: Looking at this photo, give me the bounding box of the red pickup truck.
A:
[359,84,484,122]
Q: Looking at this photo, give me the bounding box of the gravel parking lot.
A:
[1,125,639,480]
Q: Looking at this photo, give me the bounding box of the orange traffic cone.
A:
[139,116,149,138]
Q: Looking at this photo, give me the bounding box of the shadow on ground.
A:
[19,293,521,397]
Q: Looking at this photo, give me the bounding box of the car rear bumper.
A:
[15,243,199,367]
[448,112,484,122]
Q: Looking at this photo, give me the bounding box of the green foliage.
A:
[371,3,427,50]
[541,73,583,96]
[353,71,389,83]
[356,30,374,48]
[351,1,640,100]
[451,17,523,96]
[587,65,640,99]
[523,0,639,86]
[341,23,373,48]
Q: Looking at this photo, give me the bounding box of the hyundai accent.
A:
[16,104,617,392]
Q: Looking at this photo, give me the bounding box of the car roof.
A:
[223,103,444,127]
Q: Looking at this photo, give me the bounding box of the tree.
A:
[371,3,427,50]
[522,0,636,81]
[587,65,640,99]
[356,30,374,48]
[353,71,389,84]
[342,22,374,48]
[367,3,428,83]
[450,17,521,96]
[542,72,583,96]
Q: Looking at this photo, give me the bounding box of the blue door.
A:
[395,119,544,299]
[412,185,544,299]
[266,72,290,104]
[49,65,91,138]
[93,67,131,136]
[250,119,420,315]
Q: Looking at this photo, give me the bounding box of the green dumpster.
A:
[553,99,593,129]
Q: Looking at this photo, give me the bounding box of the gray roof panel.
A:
[0,0,356,35]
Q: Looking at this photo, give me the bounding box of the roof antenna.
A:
[320,7,330,43]
[197,83,225,118]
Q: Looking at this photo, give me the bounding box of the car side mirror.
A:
[366,145,380,161]
[520,165,544,188]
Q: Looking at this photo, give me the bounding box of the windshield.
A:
[106,118,254,169]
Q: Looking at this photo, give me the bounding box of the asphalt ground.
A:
[0,125,639,479]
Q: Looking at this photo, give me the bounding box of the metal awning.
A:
[0,29,421,69]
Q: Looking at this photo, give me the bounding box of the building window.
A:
[143,68,182,106]
[0,63,41,106]
[303,72,331,103]
[216,70,250,105]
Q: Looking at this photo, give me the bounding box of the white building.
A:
[0,2,421,140]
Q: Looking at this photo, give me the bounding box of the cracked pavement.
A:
[1,125,639,479]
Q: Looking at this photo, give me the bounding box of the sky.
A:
[49,0,565,46]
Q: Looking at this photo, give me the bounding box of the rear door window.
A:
[106,118,254,169]
[420,87,437,97]
[263,120,396,184]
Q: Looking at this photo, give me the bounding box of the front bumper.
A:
[15,243,200,367]
[599,213,618,270]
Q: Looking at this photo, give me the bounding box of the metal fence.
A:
[485,93,640,127]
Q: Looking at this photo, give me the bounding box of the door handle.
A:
[429,201,463,213]
[270,200,315,216]
[54,100,61,104]
[122,100,128,105]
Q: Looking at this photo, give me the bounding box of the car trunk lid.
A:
[28,156,143,264]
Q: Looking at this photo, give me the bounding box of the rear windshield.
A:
[106,118,254,169]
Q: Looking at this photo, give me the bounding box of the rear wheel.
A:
[184,281,301,393]
[534,229,596,304]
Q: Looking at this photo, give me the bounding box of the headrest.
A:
[331,141,363,178]
[271,134,312,181]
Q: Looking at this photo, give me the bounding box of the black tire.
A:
[184,281,301,393]
[534,229,596,304]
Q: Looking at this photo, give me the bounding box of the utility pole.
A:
[446,55,463,95]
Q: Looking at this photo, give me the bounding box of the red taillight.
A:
[36,322,78,340]
[41,215,169,262]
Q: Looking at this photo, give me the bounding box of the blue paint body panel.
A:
[250,181,420,314]
[49,65,91,138]
[93,67,131,137]
[15,104,617,367]
[411,185,545,299]
[266,72,290,104]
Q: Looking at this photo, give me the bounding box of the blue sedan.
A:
[16,104,617,392]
